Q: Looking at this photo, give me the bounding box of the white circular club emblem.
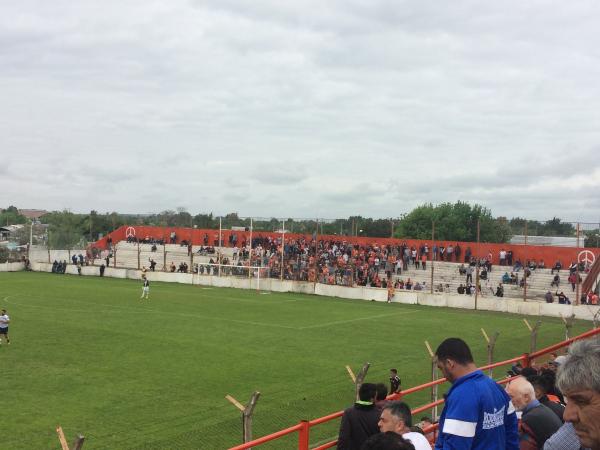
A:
[125,227,136,238]
[578,250,596,266]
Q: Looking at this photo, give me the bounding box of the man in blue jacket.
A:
[434,337,519,450]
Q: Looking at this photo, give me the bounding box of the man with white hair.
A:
[506,377,562,449]
[554,337,600,450]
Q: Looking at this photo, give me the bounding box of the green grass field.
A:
[0,272,592,449]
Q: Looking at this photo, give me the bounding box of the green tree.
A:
[394,202,512,243]
[0,246,8,262]
[394,204,436,240]
[0,205,26,226]
[45,210,86,249]
[174,207,193,227]
[193,213,216,229]
[584,228,600,248]
[508,217,575,237]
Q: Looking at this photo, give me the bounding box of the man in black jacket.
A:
[529,375,564,422]
[506,377,562,449]
[338,383,380,450]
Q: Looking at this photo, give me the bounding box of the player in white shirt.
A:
[378,401,432,450]
[141,277,150,300]
[0,309,10,345]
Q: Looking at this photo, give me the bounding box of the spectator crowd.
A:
[92,232,598,303]
[336,336,600,450]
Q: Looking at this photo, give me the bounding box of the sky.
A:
[1,1,600,222]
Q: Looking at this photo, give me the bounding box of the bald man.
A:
[506,377,562,450]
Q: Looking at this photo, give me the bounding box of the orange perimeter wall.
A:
[93,225,598,266]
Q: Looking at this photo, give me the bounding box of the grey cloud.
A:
[250,172,306,186]
[1,1,600,222]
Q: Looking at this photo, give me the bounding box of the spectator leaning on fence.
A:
[337,383,381,450]
[434,337,519,450]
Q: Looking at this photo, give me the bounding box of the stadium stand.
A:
[87,234,595,303]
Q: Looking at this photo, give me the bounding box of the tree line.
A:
[1,203,598,248]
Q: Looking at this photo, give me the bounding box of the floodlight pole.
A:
[475,220,480,310]
[576,223,581,305]
[430,221,435,294]
[523,222,528,302]
[248,218,253,279]
[218,217,222,277]
[190,226,193,272]
[29,219,33,260]
[313,218,319,290]
[163,229,167,272]
[281,219,285,281]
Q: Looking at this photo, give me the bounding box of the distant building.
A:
[0,224,25,242]
[509,235,578,247]
[18,209,48,221]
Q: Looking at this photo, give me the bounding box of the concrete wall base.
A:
[25,262,599,322]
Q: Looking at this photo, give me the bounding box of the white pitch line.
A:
[298,310,419,330]
[3,293,418,331]
[4,294,300,330]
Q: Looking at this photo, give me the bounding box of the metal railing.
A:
[228,327,600,450]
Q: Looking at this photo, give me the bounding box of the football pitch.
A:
[1,272,592,449]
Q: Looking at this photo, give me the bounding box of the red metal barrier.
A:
[228,327,600,450]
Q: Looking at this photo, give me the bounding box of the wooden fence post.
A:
[346,362,370,401]
[56,426,85,450]
[560,313,576,340]
[424,341,438,420]
[226,391,261,447]
[523,319,542,354]
[481,328,500,378]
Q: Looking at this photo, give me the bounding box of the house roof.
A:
[18,209,48,219]
[0,224,25,233]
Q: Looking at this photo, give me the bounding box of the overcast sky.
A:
[1,1,599,222]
